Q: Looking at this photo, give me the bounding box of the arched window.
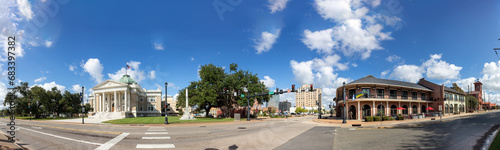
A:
[349,105,356,120]
[391,105,397,116]
[421,105,426,113]
[445,104,448,113]
[402,105,408,115]
[377,104,385,116]
[450,105,453,114]
[412,105,418,114]
[362,105,371,118]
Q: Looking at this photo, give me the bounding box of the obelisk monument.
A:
[180,88,195,120]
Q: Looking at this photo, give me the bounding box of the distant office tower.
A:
[279,100,291,113]
[268,95,280,108]
[295,84,322,108]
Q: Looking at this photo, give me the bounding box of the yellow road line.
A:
[22,123,122,135]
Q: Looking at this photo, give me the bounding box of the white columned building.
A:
[88,74,163,119]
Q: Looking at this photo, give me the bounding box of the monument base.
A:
[179,113,196,120]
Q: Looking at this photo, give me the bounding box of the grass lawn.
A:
[13,116,87,120]
[102,116,235,124]
[490,132,500,150]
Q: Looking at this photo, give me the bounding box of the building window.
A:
[412,92,417,100]
[390,90,397,99]
[148,97,156,102]
[421,93,426,101]
[349,89,356,99]
[402,91,408,99]
[147,104,155,111]
[377,89,384,98]
[140,106,143,111]
[362,88,370,98]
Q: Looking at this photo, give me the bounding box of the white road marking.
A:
[20,127,102,146]
[145,132,168,134]
[32,126,43,129]
[95,133,130,150]
[142,136,171,140]
[349,128,356,130]
[147,129,167,131]
[136,144,175,149]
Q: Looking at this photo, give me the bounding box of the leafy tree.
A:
[451,83,465,94]
[466,95,479,111]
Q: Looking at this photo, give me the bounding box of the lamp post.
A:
[243,87,249,121]
[82,86,84,124]
[164,82,169,124]
[342,81,346,124]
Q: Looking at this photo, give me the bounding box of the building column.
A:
[409,102,412,115]
[386,101,389,116]
[125,90,128,112]
[372,101,375,116]
[357,101,360,120]
[418,102,420,114]
[398,101,401,115]
[426,103,429,113]
[101,93,104,112]
[114,91,117,112]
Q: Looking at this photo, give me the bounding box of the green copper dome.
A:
[118,75,137,84]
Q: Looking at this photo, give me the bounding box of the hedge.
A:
[365,116,373,122]
[397,116,405,120]
[373,116,382,121]
[382,116,389,121]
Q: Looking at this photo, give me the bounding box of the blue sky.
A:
[1,0,500,108]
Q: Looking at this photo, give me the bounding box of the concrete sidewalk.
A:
[0,131,25,150]
[314,110,499,128]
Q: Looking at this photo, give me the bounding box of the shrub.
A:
[365,116,373,122]
[382,116,389,121]
[397,116,405,120]
[373,116,382,121]
[389,117,395,120]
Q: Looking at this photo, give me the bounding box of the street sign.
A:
[269,92,274,95]
[287,89,291,93]
[241,95,244,97]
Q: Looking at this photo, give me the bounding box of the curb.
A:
[0,133,26,150]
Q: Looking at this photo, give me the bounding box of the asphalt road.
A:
[0,116,331,150]
[334,111,500,150]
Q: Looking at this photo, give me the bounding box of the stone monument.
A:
[180,89,195,120]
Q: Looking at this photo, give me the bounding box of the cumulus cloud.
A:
[69,65,76,71]
[34,76,46,83]
[0,83,7,108]
[254,30,280,54]
[268,0,290,13]
[190,57,195,61]
[452,77,477,92]
[71,84,81,93]
[302,0,399,59]
[32,81,66,92]
[45,40,53,48]
[290,54,351,102]
[16,0,33,20]
[82,58,104,83]
[149,70,156,80]
[260,76,276,88]
[389,54,462,82]
[380,70,390,78]
[480,61,500,92]
[390,65,423,83]
[167,82,179,89]
[154,43,164,50]
[108,60,146,83]
[386,55,401,63]
[0,0,32,61]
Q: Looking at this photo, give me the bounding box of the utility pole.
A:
[342,81,346,124]
[81,86,84,124]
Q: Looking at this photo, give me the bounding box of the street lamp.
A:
[164,82,169,124]
[243,87,249,121]
[82,86,84,124]
[342,81,347,124]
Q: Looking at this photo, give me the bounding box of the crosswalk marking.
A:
[145,132,169,134]
[142,136,171,140]
[147,129,167,131]
[136,144,175,148]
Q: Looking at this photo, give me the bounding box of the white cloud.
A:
[302,29,335,55]
[380,70,390,78]
[191,57,195,61]
[154,43,164,50]
[108,61,146,83]
[290,54,351,102]
[34,76,46,83]
[149,70,156,80]
[260,76,276,88]
[386,55,401,63]
[390,65,423,83]
[451,77,476,92]
[155,83,163,90]
[69,65,76,71]
[82,58,104,83]
[304,0,397,60]
[351,63,358,67]
[268,0,290,13]
[32,81,66,92]
[71,84,81,93]
[45,40,53,48]
[173,93,179,101]
[254,30,280,54]
[167,82,179,89]
[423,54,462,80]
[0,83,7,108]
[480,61,500,92]
[389,54,463,82]
[16,0,33,20]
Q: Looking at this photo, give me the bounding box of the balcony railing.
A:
[342,95,431,101]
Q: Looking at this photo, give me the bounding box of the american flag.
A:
[126,65,131,69]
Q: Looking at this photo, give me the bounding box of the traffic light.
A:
[28,103,30,108]
[276,88,279,95]
[292,84,295,92]
[310,84,314,92]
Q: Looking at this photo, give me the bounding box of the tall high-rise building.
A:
[295,84,322,108]
[267,95,280,108]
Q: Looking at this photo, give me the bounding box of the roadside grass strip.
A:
[102,116,233,124]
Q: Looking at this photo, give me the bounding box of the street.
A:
[0,112,498,150]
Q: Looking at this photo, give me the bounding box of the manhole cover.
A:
[237,127,246,129]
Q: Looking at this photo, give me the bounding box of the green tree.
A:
[451,83,465,94]
[466,95,479,111]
